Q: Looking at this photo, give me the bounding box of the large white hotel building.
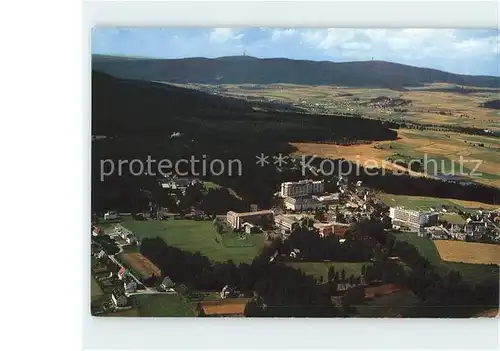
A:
[280,179,325,198]
[389,207,438,229]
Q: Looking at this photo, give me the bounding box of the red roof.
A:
[333,226,348,236]
[92,226,104,234]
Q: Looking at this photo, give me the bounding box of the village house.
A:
[274,215,300,234]
[242,222,260,234]
[111,288,128,307]
[160,276,175,291]
[124,281,138,293]
[125,233,137,245]
[92,225,104,236]
[313,222,351,237]
[117,267,128,280]
[94,249,106,259]
[465,220,488,239]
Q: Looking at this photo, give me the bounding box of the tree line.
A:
[139,237,340,317]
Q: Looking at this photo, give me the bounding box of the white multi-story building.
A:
[389,207,438,229]
[280,179,324,198]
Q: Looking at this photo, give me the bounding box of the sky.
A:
[92,28,500,76]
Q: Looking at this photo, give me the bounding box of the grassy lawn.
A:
[217,222,256,248]
[134,294,197,317]
[202,181,219,190]
[106,308,139,317]
[105,294,197,317]
[439,213,465,225]
[91,275,104,301]
[393,232,499,284]
[189,291,221,303]
[283,261,371,282]
[121,218,265,264]
[354,289,420,317]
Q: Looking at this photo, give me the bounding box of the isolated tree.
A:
[341,269,346,282]
[361,265,367,276]
[327,267,336,282]
[382,215,392,229]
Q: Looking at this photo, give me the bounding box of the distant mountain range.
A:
[92,54,499,88]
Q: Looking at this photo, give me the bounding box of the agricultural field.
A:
[197,83,500,188]
[120,218,265,264]
[393,232,499,284]
[283,261,371,282]
[434,240,500,265]
[118,252,161,279]
[292,128,500,188]
[135,294,197,317]
[378,193,498,211]
[212,83,500,131]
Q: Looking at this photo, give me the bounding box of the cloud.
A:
[271,29,296,41]
[209,28,243,43]
[298,29,499,69]
[92,28,500,76]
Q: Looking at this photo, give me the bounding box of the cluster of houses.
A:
[447,210,500,242]
[225,179,377,239]
[388,205,500,243]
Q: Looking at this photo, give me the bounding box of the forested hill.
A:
[92,55,499,88]
[92,69,397,143]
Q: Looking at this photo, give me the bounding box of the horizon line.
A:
[92,53,500,78]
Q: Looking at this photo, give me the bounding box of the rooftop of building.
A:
[275,214,300,225]
[313,221,350,228]
[281,179,324,185]
[284,196,321,204]
[111,287,126,297]
[198,298,250,316]
[313,193,340,200]
[390,206,438,215]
